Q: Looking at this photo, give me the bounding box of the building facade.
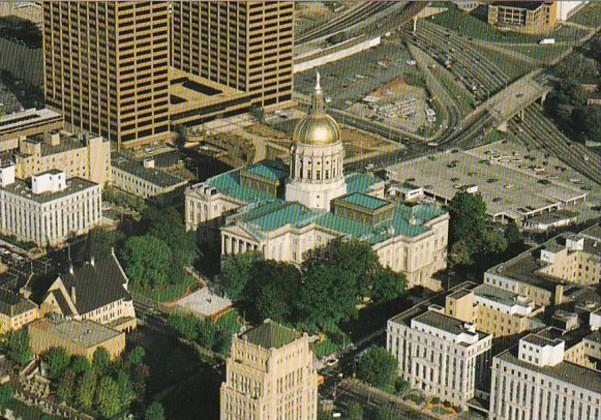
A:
[220,320,317,420]
[490,333,601,420]
[0,289,39,335]
[9,131,111,185]
[171,1,294,109]
[111,154,187,202]
[387,308,492,410]
[445,284,545,338]
[32,251,137,333]
[488,1,557,34]
[0,167,102,247]
[186,76,449,289]
[42,1,170,149]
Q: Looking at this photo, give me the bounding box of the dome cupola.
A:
[292,70,341,146]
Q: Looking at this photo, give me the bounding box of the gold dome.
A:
[292,70,341,145]
[292,114,340,145]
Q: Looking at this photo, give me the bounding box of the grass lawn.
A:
[314,338,341,359]
[471,46,535,80]
[569,2,601,28]
[432,405,453,415]
[131,275,197,302]
[428,63,474,116]
[405,393,425,405]
[511,44,569,65]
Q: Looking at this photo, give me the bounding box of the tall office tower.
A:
[42,1,170,149]
[220,320,318,420]
[171,1,294,108]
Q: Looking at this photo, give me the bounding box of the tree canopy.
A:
[145,401,166,420]
[8,330,32,366]
[120,234,173,288]
[357,346,398,390]
[220,251,263,300]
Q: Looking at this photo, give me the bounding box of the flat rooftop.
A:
[525,210,579,225]
[413,310,482,339]
[388,144,588,221]
[2,176,98,203]
[0,108,61,131]
[492,1,545,11]
[31,318,122,348]
[112,154,186,189]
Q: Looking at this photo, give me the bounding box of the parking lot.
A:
[294,38,426,111]
[388,139,595,223]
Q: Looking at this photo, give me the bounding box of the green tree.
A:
[126,345,146,366]
[145,206,197,269]
[372,268,406,302]
[96,376,120,418]
[46,347,71,379]
[296,264,358,328]
[447,191,487,252]
[197,319,216,349]
[375,402,397,420]
[8,330,32,366]
[0,384,13,407]
[92,347,110,374]
[77,369,98,409]
[116,370,133,408]
[504,220,523,247]
[449,240,473,266]
[88,227,124,260]
[482,228,508,256]
[357,347,398,390]
[347,401,363,420]
[394,378,410,394]
[131,364,150,401]
[70,355,91,374]
[57,369,76,402]
[220,251,263,300]
[121,235,173,288]
[145,401,165,420]
[167,313,200,341]
[249,260,301,322]
[304,239,379,298]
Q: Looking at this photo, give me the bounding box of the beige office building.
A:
[7,131,111,185]
[490,332,601,420]
[171,1,294,109]
[387,308,492,410]
[0,289,39,335]
[485,225,601,307]
[220,320,318,420]
[42,1,170,149]
[0,167,102,247]
[445,284,545,339]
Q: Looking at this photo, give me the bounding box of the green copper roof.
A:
[345,173,381,194]
[241,320,299,349]
[244,160,288,181]
[315,212,373,238]
[340,192,390,210]
[243,201,315,232]
[207,171,275,203]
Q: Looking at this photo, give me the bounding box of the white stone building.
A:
[387,308,492,410]
[0,165,102,247]
[490,332,601,420]
[186,73,449,289]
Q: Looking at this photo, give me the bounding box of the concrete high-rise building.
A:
[42,1,170,150]
[171,1,294,109]
[387,308,492,411]
[220,320,317,420]
[490,332,601,420]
